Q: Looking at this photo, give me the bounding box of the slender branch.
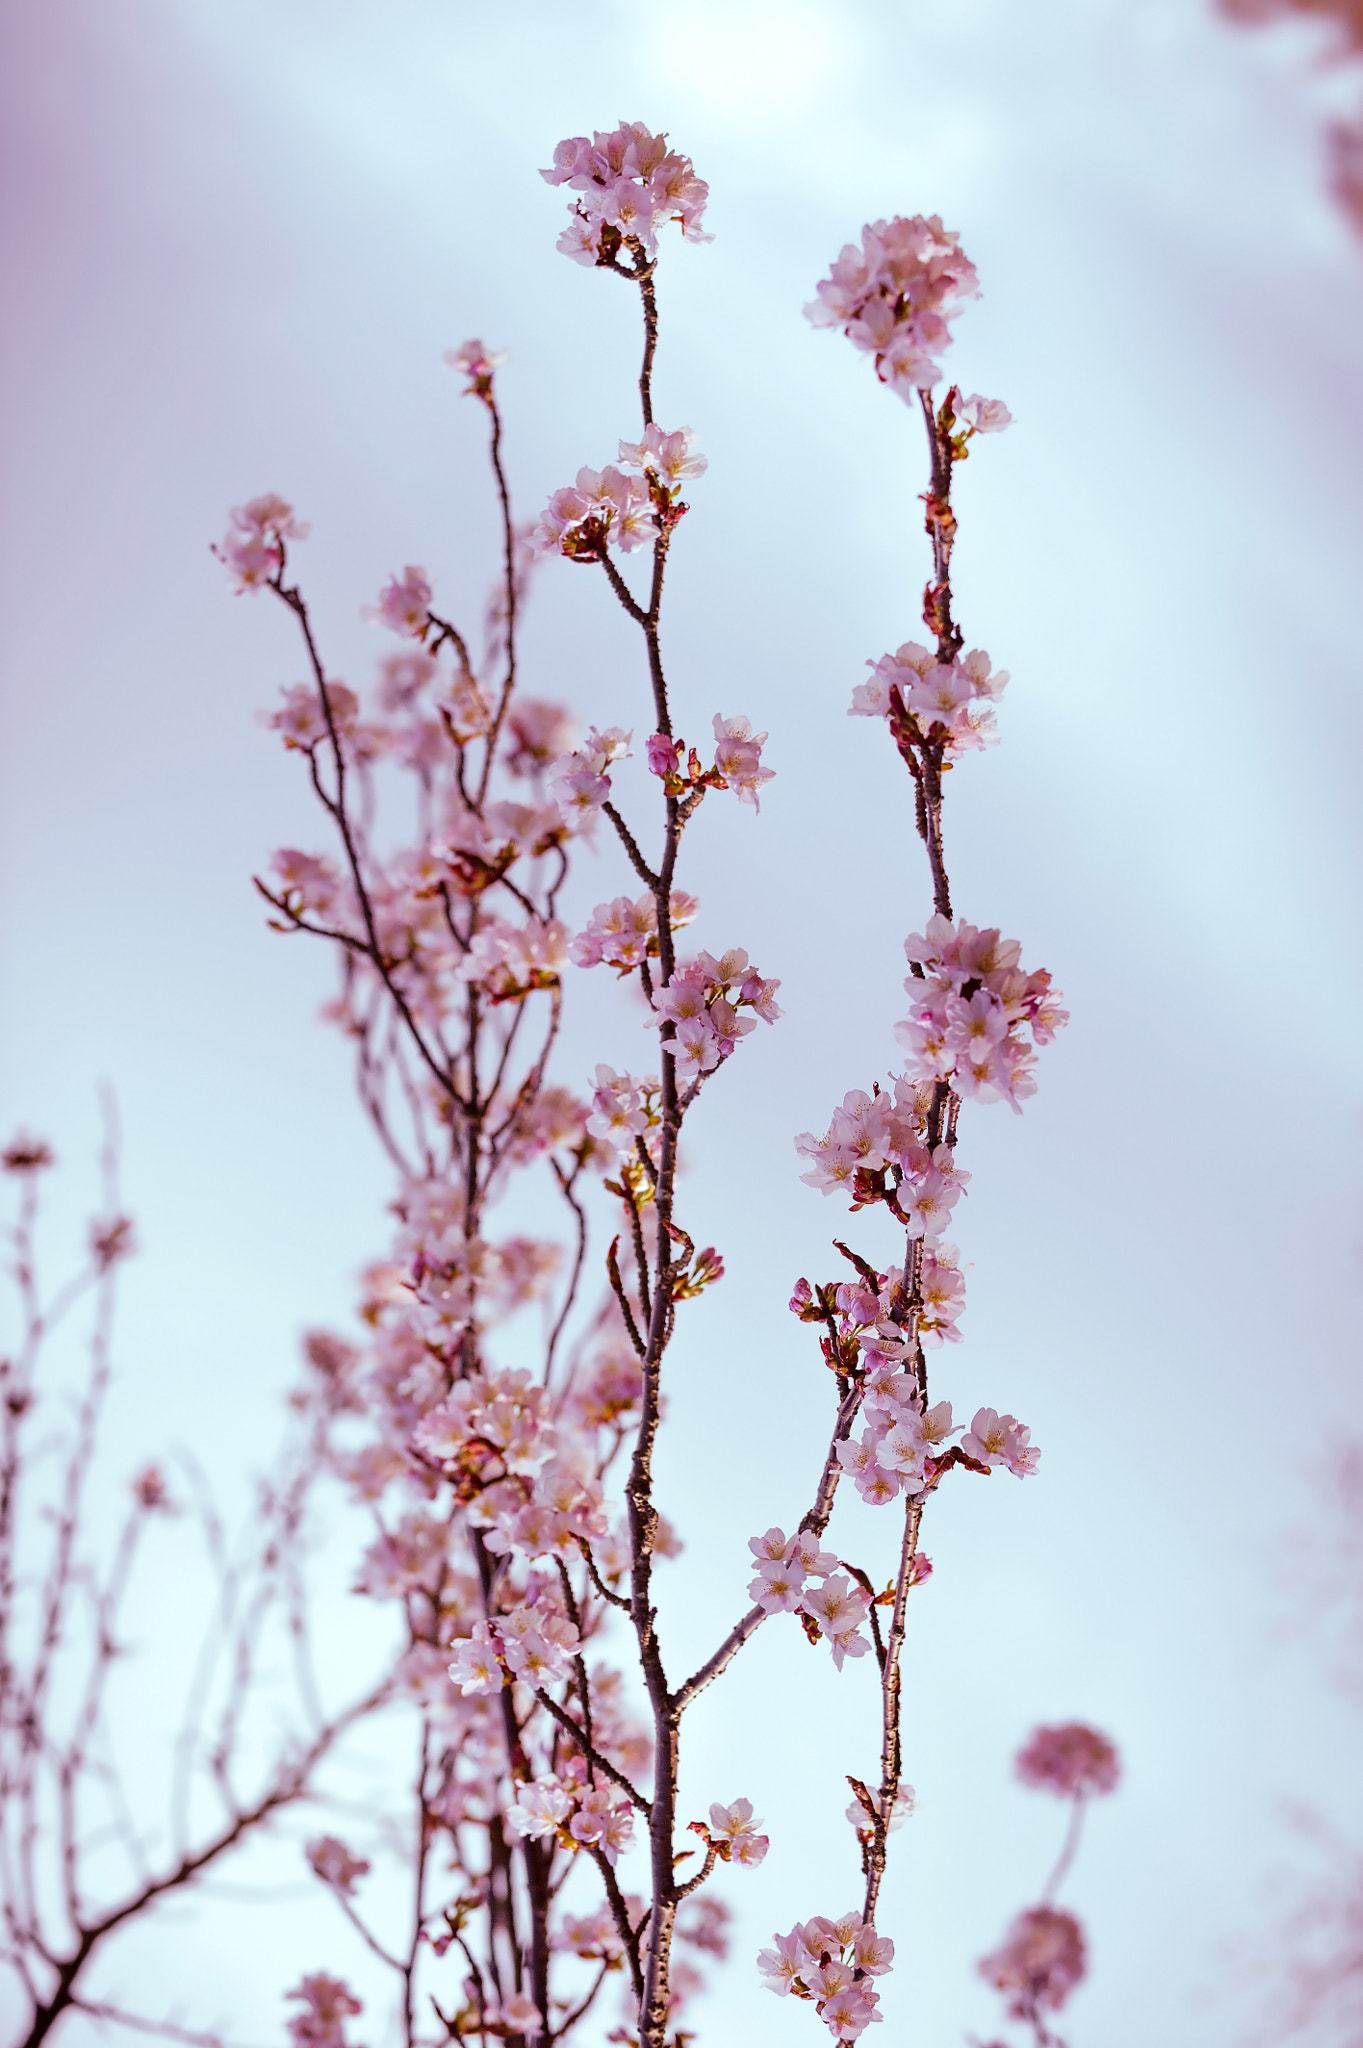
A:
[673,1378,866,1713]
[528,1690,650,1817]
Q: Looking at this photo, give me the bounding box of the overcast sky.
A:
[3,2,1363,2044]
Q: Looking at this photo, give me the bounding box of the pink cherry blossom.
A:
[547,725,631,827]
[541,123,710,265]
[285,1976,361,2048]
[1015,1723,1120,1798]
[806,215,980,396]
[499,1991,544,2035]
[306,1836,369,1895]
[366,566,432,639]
[618,424,708,481]
[979,1906,1086,2018]
[961,1407,1040,1478]
[443,337,507,392]
[215,493,308,592]
[954,391,1013,434]
[507,1777,573,1839]
[711,713,775,809]
[448,1627,504,1696]
[707,1797,769,1866]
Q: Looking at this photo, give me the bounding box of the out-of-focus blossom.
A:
[306,1836,370,1895]
[1015,1722,1120,1798]
[978,1906,1086,2019]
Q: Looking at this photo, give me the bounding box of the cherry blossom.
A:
[706,1797,770,1867]
[652,949,781,1081]
[895,915,1066,1114]
[806,215,980,396]
[506,698,575,775]
[306,1836,370,1895]
[758,1915,893,2040]
[618,423,707,481]
[954,391,1013,434]
[1015,1722,1120,1798]
[499,1991,544,2035]
[365,565,433,639]
[530,465,658,559]
[541,123,710,265]
[447,1626,505,1697]
[570,889,698,971]
[444,336,507,396]
[844,1785,915,1837]
[214,493,307,592]
[961,1406,1040,1478]
[710,713,774,808]
[851,640,1008,756]
[285,1976,362,2048]
[548,725,631,826]
[978,1906,1086,2018]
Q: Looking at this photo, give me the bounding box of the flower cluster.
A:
[1015,1722,1120,1799]
[647,714,773,810]
[691,1797,769,1869]
[746,1528,876,1670]
[795,1077,968,1230]
[285,1976,362,2048]
[805,214,979,396]
[366,565,434,639]
[653,948,782,1081]
[851,640,1008,757]
[758,1911,895,2041]
[548,725,631,827]
[897,916,1067,1112]
[531,428,703,562]
[214,493,307,593]
[541,122,710,264]
[571,890,699,972]
[507,1763,636,1865]
[978,1906,1086,2020]
[584,1066,662,1159]
[457,916,569,1003]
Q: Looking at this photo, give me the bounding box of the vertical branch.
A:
[863,1499,922,1924]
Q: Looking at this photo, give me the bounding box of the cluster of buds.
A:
[531,426,705,562]
[758,1911,895,2041]
[540,121,710,265]
[652,949,782,1080]
[896,916,1067,1113]
[805,213,980,397]
[851,640,1008,757]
